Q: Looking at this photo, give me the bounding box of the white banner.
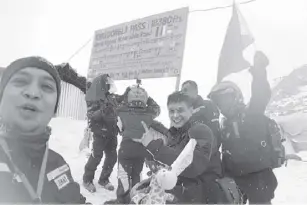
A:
[88,7,189,81]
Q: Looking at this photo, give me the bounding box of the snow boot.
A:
[83,181,96,193]
[98,180,115,191]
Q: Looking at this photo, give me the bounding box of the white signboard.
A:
[87,7,189,81]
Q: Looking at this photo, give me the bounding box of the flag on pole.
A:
[217,3,255,82]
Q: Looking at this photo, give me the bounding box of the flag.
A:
[217,3,255,82]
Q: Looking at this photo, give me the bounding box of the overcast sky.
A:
[1,0,306,124]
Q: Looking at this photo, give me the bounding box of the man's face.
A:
[213,93,237,118]
[168,101,193,128]
[0,67,58,134]
[181,83,197,99]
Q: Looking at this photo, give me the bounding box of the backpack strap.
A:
[0,138,49,203]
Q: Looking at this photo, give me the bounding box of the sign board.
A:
[87,7,189,81]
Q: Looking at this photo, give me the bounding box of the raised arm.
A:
[248,51,271,114]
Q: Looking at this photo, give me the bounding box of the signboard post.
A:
[87,7,189,91]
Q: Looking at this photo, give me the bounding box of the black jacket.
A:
[221,62,272,176]
[0,131,85,204]
[146,120,222,203]
[191,96,221,147]
[86,74,122,137]
[87,93,121,137]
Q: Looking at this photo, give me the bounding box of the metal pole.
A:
[175,75,181,91]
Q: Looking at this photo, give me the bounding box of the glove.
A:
[254,51,269,68]
[249,51,269,77]
[188,123,213,147]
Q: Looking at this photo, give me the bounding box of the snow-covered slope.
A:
[48,117,307,204]
[267,65,307,117]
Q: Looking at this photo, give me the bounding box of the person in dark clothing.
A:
[208,51,278,204]
[0,56,86,204]
[104,85,161,205]
[181,80,221,146]
[133,91,225,204]
[83,74,120,193]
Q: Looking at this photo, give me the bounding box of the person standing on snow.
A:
[82,74,120,193]
[208,51,278,204]
[181,80,221,146]
[132,91,226,204]
[0,56,86,203]
[104,84,162,204]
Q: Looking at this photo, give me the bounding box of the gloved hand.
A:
[249,51,269,77]
[91,109,104,121]
[254,51,269,68]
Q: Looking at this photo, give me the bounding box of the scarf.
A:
[0,125,51,163]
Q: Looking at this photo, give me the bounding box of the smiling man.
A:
[0,57,86,204]
[135,91,226,204]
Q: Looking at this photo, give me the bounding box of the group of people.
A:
[0,51,283,204]
[82,51,282,204]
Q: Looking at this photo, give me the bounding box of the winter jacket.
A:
[191,96,221,147]
[86,74,123,137]
[0,130,85,204]
[117,97,161,140]
[145,120,222,202]
[221,64,272,176]
[87,93,121,137]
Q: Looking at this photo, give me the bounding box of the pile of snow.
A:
[49,117,307,204]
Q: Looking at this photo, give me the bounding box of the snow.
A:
[49,117,307,205]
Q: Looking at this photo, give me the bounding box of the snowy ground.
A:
[49,117,307,205]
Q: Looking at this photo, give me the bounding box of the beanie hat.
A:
[0,56,62,113]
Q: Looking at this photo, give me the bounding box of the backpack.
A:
[266,117,286,168]
[221,114,286,176]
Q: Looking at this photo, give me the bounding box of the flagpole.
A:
[175,75,181,91]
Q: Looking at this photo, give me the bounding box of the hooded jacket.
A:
[0,128,85,204]
[86,74,121,136]
[208,57,272,176]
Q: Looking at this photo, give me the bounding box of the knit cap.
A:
[0,56,61,113]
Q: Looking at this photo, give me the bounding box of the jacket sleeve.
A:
[146,123,216,178]
[146,97,161,118]
[53,156,87,204]
[248,52,272,114]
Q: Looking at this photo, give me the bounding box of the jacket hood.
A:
[85,74,110,102]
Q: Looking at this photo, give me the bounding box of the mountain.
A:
[266,64,307,117]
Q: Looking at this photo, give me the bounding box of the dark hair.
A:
[182,80,198,93]
[167,91,193,107]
